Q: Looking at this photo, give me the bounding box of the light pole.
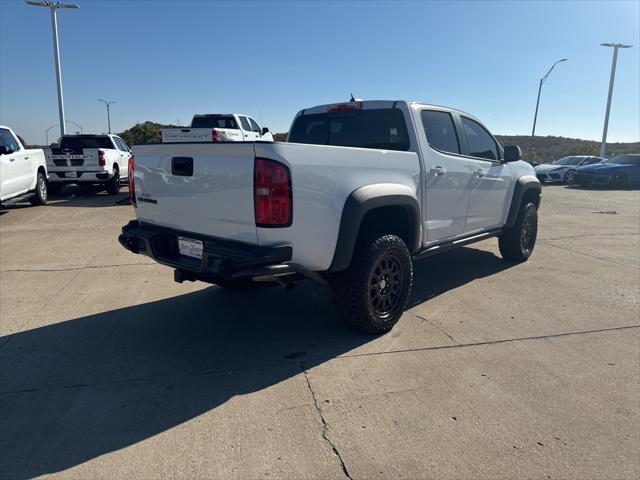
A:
[25,1,79,137]
[45,120,83,144]
[66,119,83,133]
[531,58,567,137]
[45,125,57,145]
[599,43,633,157]
[98,99,116,133]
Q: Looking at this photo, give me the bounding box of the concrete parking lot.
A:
[1,185,638,479]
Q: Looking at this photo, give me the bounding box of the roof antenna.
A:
[350,93,356,102]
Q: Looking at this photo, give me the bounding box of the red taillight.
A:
[328,102,363,112]
[98,149,106,166]
[128,155,136,207]
[254,158,292,227]
[212,129,221,142]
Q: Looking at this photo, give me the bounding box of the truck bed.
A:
[132,141,420,270]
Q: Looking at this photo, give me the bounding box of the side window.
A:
[0,128,20,152]
[420,110,460,154]
[239,116,252,131]
[461,117,498,161]
[248,118,261,133]
[117,138,130,151]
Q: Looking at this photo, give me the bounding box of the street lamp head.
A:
[25,1,79,8]
[601,43,633,48]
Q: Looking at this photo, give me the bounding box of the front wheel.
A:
[499,202,538,262]
[29,172,48,205]
[564,169,576,185]
[331,234,413,334]
[106,168,121,195]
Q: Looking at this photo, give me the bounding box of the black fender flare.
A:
[329,184,421,272]
[504,175,542,228]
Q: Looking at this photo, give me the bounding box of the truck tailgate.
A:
[161,128,243,143]
[45,148,100,168]
[132,142,258,244]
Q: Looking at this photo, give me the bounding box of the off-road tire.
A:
[331,234,413,334]
[29,172,48,205]
[106,168,121,195]
[499,202,538,262]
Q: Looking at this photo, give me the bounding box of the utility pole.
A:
[531,58,567,137]
[26,1,79,136]
[98,99,116,133]
[599,43,633,157]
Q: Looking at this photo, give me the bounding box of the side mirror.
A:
[504,145,522,162]
[262,127,270,135]
[0,145,12,155]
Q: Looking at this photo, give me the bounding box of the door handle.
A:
[431,166,446,176]
[473,169,486,178]
[9,158,15,162]
[24,156,29,160]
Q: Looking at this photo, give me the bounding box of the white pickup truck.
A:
[120,100,541,334]
[0,125,48,206]
[160,114,274,143]
[44,134,131,194]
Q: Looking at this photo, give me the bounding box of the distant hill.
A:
[494,135,639,164]
[116,122,638,165]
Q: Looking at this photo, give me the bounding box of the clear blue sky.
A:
[1,0,638,145]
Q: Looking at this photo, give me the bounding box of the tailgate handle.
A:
[171,156,193,176]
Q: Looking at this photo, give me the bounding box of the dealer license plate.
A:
[65,172,78,178]
[177,236,203,259]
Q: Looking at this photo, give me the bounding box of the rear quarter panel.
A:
[254,142,421,271]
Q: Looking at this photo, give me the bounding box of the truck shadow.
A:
[46,185,131,208]
[0,283,368,479]
[408,246,515,308]
[1,247,511,479]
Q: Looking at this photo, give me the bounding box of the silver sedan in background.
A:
[535,155,605,184]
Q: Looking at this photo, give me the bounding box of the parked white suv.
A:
[44,134,131,194]
[0,126,48,206]
[161,114,274,143]
[120,100,541,334]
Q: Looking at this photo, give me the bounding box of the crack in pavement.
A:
[414,315,459,344]
[2,262,156,273]
[301,361,353,480]
[1,324,638,396]
[540,231,639,241]
[538,241,640,269]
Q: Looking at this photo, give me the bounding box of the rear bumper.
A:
[118,220,326,285]
[48,169,114,183]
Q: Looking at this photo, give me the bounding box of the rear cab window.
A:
[59,135,115,150]
[288,108,410,151]
[191,115,238,129]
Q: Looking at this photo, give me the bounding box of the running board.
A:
[413,229,502,260]
[1,191,35,207]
